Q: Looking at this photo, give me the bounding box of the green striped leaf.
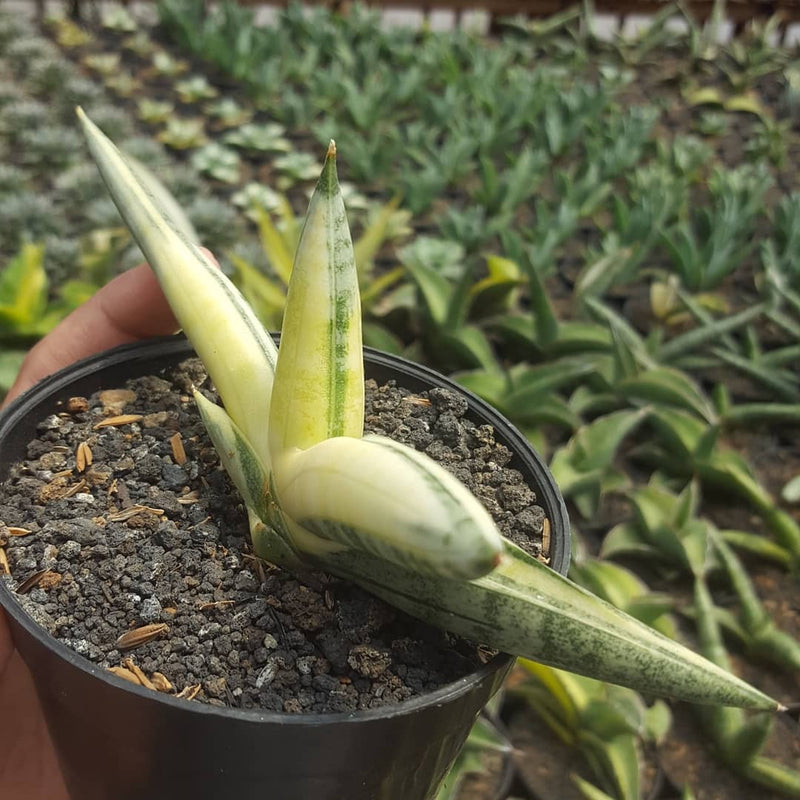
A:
[78,109,277,464]
[248,509,304,571]
[192,389,271,517]
[320,539,778,709]
[269,141,364,457]
[275,434,503,580]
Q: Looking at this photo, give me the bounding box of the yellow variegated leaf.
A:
[253,202,295,285]
[274,434,503,580]
[125,153,198,242]
[192,389,272,515]
[0,243,48,330]
[270,141,363,456]
[78,108,277,463]
[194,391,337,564]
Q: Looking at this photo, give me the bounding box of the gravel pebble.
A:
[1,358,547,714]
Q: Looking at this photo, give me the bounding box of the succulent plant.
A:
[273,152,323,190]
[157,117,208,150]
[23,127,83,171]
[81,104,134,141]
[231,182,283,220]
[6,37,58,76]
[228,238,271,273]
[0,100,49,137]
[85,197,124,229]
[137,98,175,124]
[0,14,29,54]
[43,235,81,284]
[47,17,93,49]
[151,50,189,77]
[118,136,170,169]
[83,52,122,76]
[204,98,252,128]
[0,193,65,247]
[336,182,373,214]
[28,57,76,97]
[80,110,781,711]
[224,122,291,153]
[104,71,142,99]
[100,4,138,32]
[190,142,242,184]
[122,31,156,57]
[176,75,219,103]
[0,164,27,197]
[54,162,106,204]
[693,110,728,137]
[0,81,22,110]
[159,164,202,204]
[186,196,243,249]
[57,77,104,117]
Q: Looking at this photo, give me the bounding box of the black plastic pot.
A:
[0,336,570,800]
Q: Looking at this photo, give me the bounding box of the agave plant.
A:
[77,109,780,711]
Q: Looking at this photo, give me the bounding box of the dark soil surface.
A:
[0,357,547,715]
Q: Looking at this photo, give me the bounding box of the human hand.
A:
[0,262,178,799]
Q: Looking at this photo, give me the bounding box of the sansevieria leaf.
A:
[277,434,503,579]
[321,540,778,710]
[192,389,271,522]
[77,108,277,462]
[78,112,782,713]
[269,141,363,456]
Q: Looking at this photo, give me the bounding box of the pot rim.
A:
[0,335,569,726]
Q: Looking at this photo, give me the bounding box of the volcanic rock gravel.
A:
[0,358,547,713]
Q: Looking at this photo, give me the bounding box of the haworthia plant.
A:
[78,109,781,711]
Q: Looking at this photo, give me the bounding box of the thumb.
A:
[2,257,206,408]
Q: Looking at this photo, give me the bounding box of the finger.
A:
[3,249,218,408]
[0,649,69,799]
[0,611,11,691]
[3,263,176,407]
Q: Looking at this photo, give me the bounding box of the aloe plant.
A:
[78,109,781,710]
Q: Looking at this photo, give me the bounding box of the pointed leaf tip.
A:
[327,139,336,159]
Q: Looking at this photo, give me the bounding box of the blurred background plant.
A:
[4,1,800,796]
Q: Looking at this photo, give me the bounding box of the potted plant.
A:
[0,112,780,800]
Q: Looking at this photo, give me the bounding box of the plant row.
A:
[12,3,800,797]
